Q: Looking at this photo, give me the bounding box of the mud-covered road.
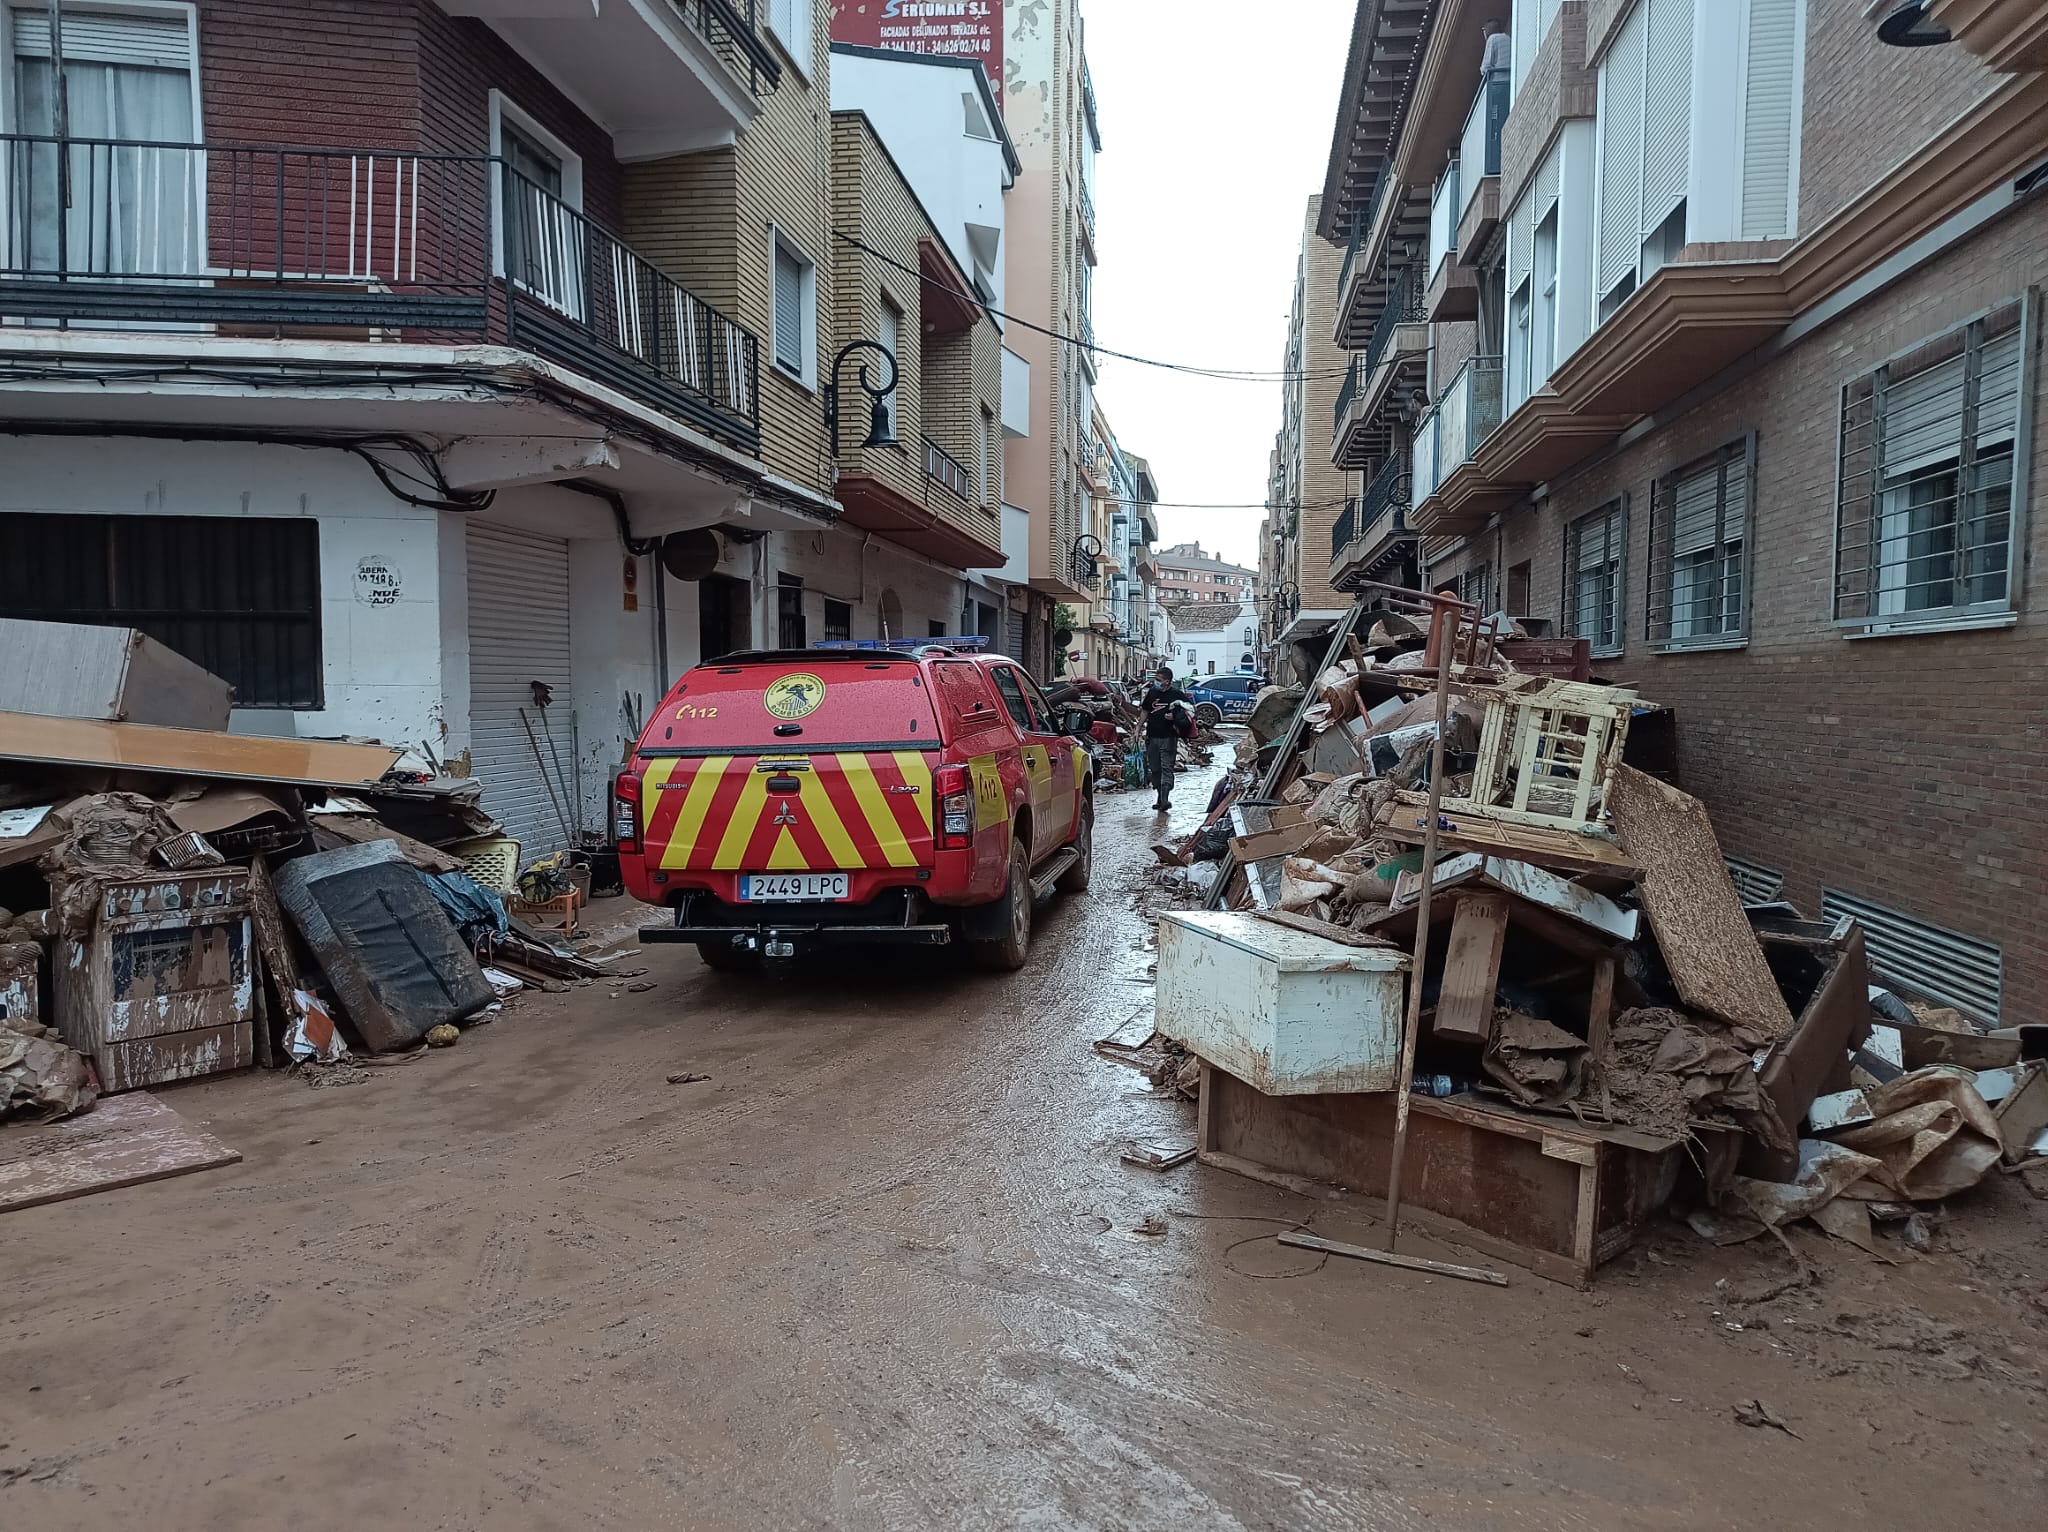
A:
[4,758,2045,1531]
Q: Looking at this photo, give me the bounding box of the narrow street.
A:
[2,755,2041,1532]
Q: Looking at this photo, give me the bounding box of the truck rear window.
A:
[640,660,941,753]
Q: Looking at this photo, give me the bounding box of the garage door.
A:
[467,523,574,858]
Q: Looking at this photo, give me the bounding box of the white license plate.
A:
[739,873,851,902]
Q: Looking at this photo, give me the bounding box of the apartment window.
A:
[776,572,806,649]
[1533,209,1559,383]
[1834,299,2029,632]
[0,512,321,708]
[822,599,852,642]
[1648,438,1752,647]
[1506,560,1532,617]
[877,296,902,436]
[1594,0,1690,323]
[962,92,997,141]
[491,95,585,319]
[928,620,947,639]
[1510,0,1563,100]
[1565,496,1627,657]
[767,0,813,74]
[9,3,200,275]
[1461,564,1491,613]
[771,231,815,383]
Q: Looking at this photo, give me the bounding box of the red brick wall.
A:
[1427,194,2048,1023]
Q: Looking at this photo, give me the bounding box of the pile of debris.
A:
[1043,677,1221,792]
[1148,591,2043,1282]
[0,619,614,1125]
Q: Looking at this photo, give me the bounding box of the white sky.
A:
[1087,0,1356,574]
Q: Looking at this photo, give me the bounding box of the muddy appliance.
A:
[54,870,256,1092]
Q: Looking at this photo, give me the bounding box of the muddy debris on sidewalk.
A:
[1136,588,2038,1287]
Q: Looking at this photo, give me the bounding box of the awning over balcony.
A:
[441,0,775,158]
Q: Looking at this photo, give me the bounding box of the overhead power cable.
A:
[831,230,1356,383]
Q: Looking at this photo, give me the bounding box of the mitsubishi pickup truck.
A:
[614,646,1093,972]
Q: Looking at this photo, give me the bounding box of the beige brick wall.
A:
[1287,196,1360,611]
[1583,0,1631,66]
[622,16,836,496]
[1428,194,2048,1022]
[1500,0,1593,211]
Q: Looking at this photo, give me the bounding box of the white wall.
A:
[832,51,1011,309]
[1173,607,1259,678]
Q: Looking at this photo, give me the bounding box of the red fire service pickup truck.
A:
[615,643,1093,971]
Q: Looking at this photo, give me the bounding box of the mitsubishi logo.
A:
[774,803,800,827]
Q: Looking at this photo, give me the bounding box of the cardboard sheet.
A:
[0,1092,240,1214]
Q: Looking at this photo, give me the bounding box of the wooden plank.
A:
[1433,893,1509,1044]
[1587,954,1616,1116]
[0,1092,240,1214]
[1196,1059,1216,1155]
[246,857,301,1068]
[1277,1231,1509,1287]
[1608,766,1795,1038]
[0,710,400,790]
[1251,908,1396,949]
[1227,821,1315,866]
[1744,927,1872,1179]
[1571,1161,1599,1272]
[1378,801,1644,881]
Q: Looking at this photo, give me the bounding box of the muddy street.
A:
[3,759,2044,1532]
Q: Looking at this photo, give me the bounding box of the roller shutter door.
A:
[467,523,574,857]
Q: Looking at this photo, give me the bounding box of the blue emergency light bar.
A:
[815,636,992,652]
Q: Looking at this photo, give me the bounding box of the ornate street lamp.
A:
[823,339,899,456]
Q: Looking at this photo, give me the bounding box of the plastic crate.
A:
[510,889,582,937]
[447,835,521,894]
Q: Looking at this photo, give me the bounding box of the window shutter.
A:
[11,10,190,68]
[1596,4,1646,298]
[773,247,804,370]
[1976,326,2023,445]
[1506,180,1533,294]
[1879,353,1966,479]
[1670,464,1721,555]
[1641,0,1693,231]
[1740,0,1799,239]
[1533,137,1562,226]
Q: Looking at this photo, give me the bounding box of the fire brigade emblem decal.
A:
[763,673,825,720]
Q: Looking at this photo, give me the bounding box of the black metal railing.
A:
[1359,454,1413,537]
[669,0,783,96]
[0,136,761,450]
[923,435,975,503]
[1331,497,1358,561]
[1337,172,1392,306]
[1361,264,1424,378]
[1333,355,1362,435]
[1080,179,1096,245]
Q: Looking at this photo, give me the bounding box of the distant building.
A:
[1155,544,1259,609]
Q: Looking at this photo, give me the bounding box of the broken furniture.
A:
[1743,917,1874,1179]
[0,618,234,730]
[53,869,256,1092]
[1156,909,1406,1095]
[1444,680,1637,830]
[1196,1059,1708,1286]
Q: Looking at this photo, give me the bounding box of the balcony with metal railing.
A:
[1334,170,1397,347]
[1330,498,1357,562]
[923,436,975,506]
[1079,178,1097,255]
[1428,158,1460,276]
[0,137,762,450]
[1332,265,1427,470]
[1411,355,1509,535]
[1455,62,1510,252]
[1330,457,1414,589]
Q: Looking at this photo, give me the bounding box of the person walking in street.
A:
[1141,665,1192,812]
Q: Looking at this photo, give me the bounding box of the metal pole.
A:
[1382,595,1459,1252]
[48,0,69,280]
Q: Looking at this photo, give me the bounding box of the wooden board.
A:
[1381,795,1643,882]
[1251,908,1395,949]
[0,1092,240,1214]
[1742,927,1871,1180]
[1434,893,1509,1043]
[1606,765,1794,1039]
[1228,821,1315,866]
[0,711,400,789]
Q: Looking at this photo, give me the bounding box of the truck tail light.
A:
[934,764,973,850]
[613,770,642,855]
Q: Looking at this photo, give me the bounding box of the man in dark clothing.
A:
[1141,666,1191,812]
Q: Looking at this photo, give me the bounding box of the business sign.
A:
[831,1,1004,104]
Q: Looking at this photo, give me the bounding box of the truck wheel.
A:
[697,939,757,973]
[1056,798,1093,893]
[971,836,1033,972]
[1193,703,1222,729]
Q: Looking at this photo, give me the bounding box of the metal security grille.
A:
[1834,298,2028,627]
[1723,855,1785,905]
[1459,563,1490,612]
[1648,437,1751,646]
[1565,495,1626,655]
[0,511,321,707]
[1820,889,2003,1025]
